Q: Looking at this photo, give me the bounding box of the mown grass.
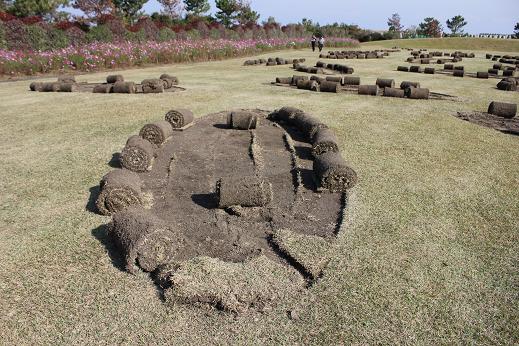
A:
[363,37,519,52]
[0,40,518,344]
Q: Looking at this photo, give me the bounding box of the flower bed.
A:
[0,37,359,76]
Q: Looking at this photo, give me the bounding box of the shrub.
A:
[86,25,113,43]
[4,19,30,50]
[126,29,146,42]
[47,27,70,49]
[209,28,221,40]
[65,26,86,46]
[186,29,201,40]
[105,18,127,41]
[158,27,176,42]
[0,22,6,49]
[26,24,49,50]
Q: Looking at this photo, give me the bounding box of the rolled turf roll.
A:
[216,176,273,208]
[325,76,343,84]
[112,81,136,94]
[165,108,194,128]
[141,79,164,93]
[493,63,502,70]
[109,207,181,274]
[486,54,492,59]
[454,66,465,71]
[420,59,430,64]
[410,66,422,73]
[58,83,78,92]
[406,57,414,62]
[313,152,358,192]
[444,64,454,70]
[139,120,173,147]
[96,169,143,216]
[276,77,293,84]
[358,85,379,96]
[243,60,254,65]
[310,76,326,83]
[107,75,124,83]
[319,81,339,93]
[405,87,430,99]
[383,87,405,98]
[488,101,517,118]
[397,66,409,72]
[226,111,258,130]
[311,128,339,157]
[120,135,154,172]
[497,81,517,91]
[291,75,308,86]
[437,59,445,64]
[93,84,113,93]
[400,81,420,89]
[159,74,179,85]
[343,76,361,85]
[424,67,435,74]
[291,112,328,140]
[376,78,395,88]
[453,70,464,77]
[316,61,326,68]
[477,72,489,79]
[326,63,334,69]
[296,80,320,92]
[274,106,304,123]
[57,75,76,83]
[40,82,61,92]
[503,70,515,77]
[29,82,43,91]
[488,68,499,75]
[266,61,276,66]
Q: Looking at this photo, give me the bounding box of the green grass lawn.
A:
[0,39,518,344]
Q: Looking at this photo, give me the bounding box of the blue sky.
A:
[140,0,516,34]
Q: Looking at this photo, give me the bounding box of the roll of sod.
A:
[29,82,43,91]
[165,108,194,128]
[420,59,430,64]
[453,70,464,77]
[358,85,379,96]
[291,112,328,140]
[326,64,334,69]
[334,76,356,87]
[325,76,343,84]
[410,66,422,73]
[266,61,276,66]
[57,75,76,84]
[276,77,293,84]
[405,88,430,99]
[96,169,143,216]
[41,82,61,92]
[216,176,273,208]
[376,78,395,88]
[160,74,178,85]
[259,59,267,63]
[357,54,366,59]
[424,67,435,74]
[139,120,173,147]
[291,75,308,86]
[488,69,499,75]
[275,106,304,123]
[276,58,286,65]
[477,72,489,79]
[243,60,254,65]
[141,79,164,93]
[296,80,320,92]
[308,67,319,74]
[311,128,339,157]
[486,54,492,59]
[267,57,275,62]
[406,57,414,62]
[383,87,405,98]
[503,70,515,77]
[120,135,154,172]
[227,111,258,130]
[444,64,454,70]
[454,66,465,71]
[109,207,181,274]
[493,63,502,70]
[400,81,420,89]
[397,66,409,72]
[160,78,175,89]
[488,102,517,118]
[58,83,77,92]
[316,61,326,68]
[310,76,326,83]
[112,81,136,94]
[497,81,517,91]
[313,152,358,192]
[107,75,124,83]
[93,84,113,93]
[492,57,498,61]
[437,59,445,64]
[319,81,339,93]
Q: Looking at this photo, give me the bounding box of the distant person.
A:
[318,36,325,52]
[311,35,317,52]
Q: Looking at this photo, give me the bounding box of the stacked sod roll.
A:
[96,169,143,216]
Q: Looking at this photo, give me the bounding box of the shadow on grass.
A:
[91,224,126,272]
[108,152,121,168]
[86,185,101,214]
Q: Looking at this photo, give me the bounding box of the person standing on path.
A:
[318,36,325,52]
[311,35,317,52]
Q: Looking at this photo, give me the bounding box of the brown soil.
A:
[454,111,519,135]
